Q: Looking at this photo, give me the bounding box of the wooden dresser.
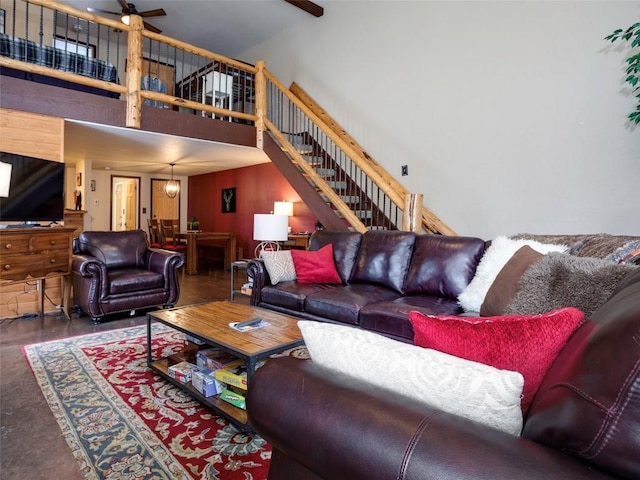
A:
[0,227,75,319]
[63,209,86,238]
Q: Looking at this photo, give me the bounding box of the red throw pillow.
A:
[291,244,342,284]
[409,307,585,413]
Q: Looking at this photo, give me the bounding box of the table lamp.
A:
[253,214,289,257]
[273,201,294,233]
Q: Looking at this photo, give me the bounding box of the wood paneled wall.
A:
[0,108,66,318]
[0,108,64,161]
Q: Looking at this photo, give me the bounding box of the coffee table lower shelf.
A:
[149,358,249,428]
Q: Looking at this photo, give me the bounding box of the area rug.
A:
[22,324,309,480]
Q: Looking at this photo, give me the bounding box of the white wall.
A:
[66,166,188,232]
[241,1,640,238]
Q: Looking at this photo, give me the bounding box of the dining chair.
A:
[147,218,163,248]
[160,219,187,252]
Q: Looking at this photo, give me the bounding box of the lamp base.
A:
[254,241,281,258]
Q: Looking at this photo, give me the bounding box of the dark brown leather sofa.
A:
[247,267,640,480]
[72,230,184,323]
[248,230,487,343]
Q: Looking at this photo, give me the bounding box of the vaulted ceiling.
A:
[56,0,326,176]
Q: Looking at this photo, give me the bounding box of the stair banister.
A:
[264,118,369,233]
[255,61,267,150]
[263,70,407,212]
[125,15,144,128]
[290,82,456,236]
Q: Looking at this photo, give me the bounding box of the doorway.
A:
[151,178,180,224]
[111,175,140,231]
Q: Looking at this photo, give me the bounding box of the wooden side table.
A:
[284,233,311,250]
[230,260,250,301]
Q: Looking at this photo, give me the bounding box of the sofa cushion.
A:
[503,252,638,317]
[359,295,465,342]
[305,284,400,326]
[261,250,297,285]
[404,235,486,298]
[260,283,337,312]
[291,244,342,284]
[349,231,415,294]
[458,236,568,313]
[480,245,544,316]
[523,268,640,480]
[108,269,165,295]
[298,320,525,435]
[77,230,147,269]
[309,231,362,283]
[409,307,585,414]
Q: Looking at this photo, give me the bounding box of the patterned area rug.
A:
[22,324,308,480]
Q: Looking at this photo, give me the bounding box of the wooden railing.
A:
[1,0,455,235]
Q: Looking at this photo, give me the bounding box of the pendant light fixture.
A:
[164,163,179,198]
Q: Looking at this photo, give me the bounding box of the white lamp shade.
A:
[0,162,12,197]
[273,201,293,217]
[253,214,289,242]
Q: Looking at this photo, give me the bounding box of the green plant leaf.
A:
[606,21,640,124]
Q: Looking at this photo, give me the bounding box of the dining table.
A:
[177,231,237,275]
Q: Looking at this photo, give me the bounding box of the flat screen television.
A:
[0,152,65,224]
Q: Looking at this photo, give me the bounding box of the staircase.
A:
[261,72,456,235]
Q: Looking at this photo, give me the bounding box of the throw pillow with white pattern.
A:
[261,250,297,285]
[298,320,525,435]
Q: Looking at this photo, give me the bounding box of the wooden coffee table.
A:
[146,301,304,431]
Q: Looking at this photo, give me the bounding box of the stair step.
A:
[354,210,373,219]
[313,168,335,177]
[292,142,313,154]
[326,181,347,190]
[319,194,360,204]
[368,225,389,231]
[302,156,324,166]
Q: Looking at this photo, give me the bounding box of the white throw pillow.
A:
[298,320,524,435]
[457,236,567,313]
[261,250,296,285]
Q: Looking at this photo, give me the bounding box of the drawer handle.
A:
[50,258,56,263]
[3,264,10,270]
[50,240,56,245]
[4,243,11,249]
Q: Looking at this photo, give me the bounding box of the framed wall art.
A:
[221,187,236,213]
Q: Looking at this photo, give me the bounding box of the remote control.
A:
[235,317,262,328]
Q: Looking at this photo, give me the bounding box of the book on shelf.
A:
[214,360,248,389]
[196,348,238,371]
[219,385,246,409]
[168,361,197,384]
[214,359,266,390]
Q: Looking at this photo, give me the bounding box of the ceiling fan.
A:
[87,1,166,33]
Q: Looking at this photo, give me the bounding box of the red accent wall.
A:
[188,162,317,258]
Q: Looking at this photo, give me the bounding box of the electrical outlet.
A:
[401,165,408,176]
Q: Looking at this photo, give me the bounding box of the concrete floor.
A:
[0,269,236,479]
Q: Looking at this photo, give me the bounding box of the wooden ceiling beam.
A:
[284,0,324,18]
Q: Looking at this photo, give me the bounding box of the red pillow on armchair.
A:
[409,307,585,413]
[291,244,342,284]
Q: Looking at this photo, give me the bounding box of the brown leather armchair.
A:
[72,230,185,323]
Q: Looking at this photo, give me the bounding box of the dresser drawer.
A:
[0,228,74,281]
[1,251,69,280]
[32,233,71,252]
[1,232,69,253]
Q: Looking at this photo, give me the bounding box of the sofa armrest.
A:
[247,357,614,480]
[247,259,270,306]
[72,254,106,276]
[144,248,185,275]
